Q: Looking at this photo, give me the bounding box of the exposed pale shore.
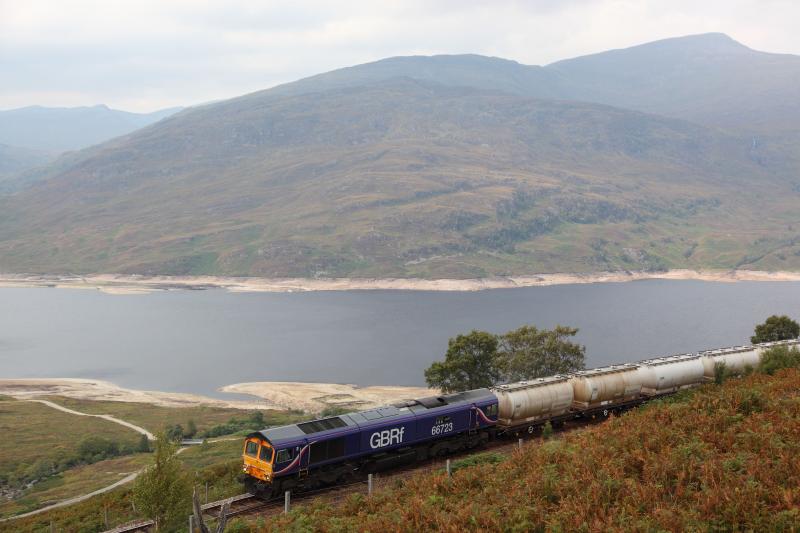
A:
[0,378,437,414]
[1,269,800,294]
[0,378,268,410]
[220,382,438,413]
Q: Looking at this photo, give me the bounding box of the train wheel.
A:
[527,425,535,435]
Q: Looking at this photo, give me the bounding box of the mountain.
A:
[261,33,800,135]
[0,144,56,189]
[548,33,800,134]
[0,34,798,278]
[0,105,183,152]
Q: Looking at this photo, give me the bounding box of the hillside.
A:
[0,144,55,190]
[265,33,800,134]
[549,33,800,134]
[263,369,800,531]
[0,104,181,152]
[1,34,799,278]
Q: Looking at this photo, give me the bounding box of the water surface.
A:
[2,280,799,398]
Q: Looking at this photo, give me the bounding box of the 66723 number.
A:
[431,422,454,436]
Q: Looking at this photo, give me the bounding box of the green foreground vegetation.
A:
[263,362,800,532]
[2,317,797,531]
[0,396,301,529]
[0,399,142,497]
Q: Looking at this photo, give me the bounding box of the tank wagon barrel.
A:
[494,376,573,429]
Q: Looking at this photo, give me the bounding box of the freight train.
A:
[241,339,798,498]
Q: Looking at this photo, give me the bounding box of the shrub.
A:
[714,361,728,384]
[541,420,554,440]
[757,345,800,375]
[450,452,506,474]
[200,411,268,438]
[320,405,351,417]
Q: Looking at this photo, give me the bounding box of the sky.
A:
[1,0,799,112]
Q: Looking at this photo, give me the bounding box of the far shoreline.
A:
[1,269,800,294]
[0,378,436,414]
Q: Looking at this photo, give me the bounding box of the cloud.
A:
[1,0,798,111]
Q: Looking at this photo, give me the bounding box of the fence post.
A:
[446,459,451,477]
[49,521,54,533]
[189,514,194,533]
[284,490,291,514]
[103,505,108,528]
[368,473,373,496]
[518,438,523,450]
[205,482,208,504]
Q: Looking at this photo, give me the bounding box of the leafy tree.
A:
[185,419,197,438]
[138,434,151,453]
[751,315,800,344]
[77,436,120,462]
[249,410,265,427]
[496,324,585,381]
[424,330,500,392]
[164,424,184,442]
[133,432,191,531]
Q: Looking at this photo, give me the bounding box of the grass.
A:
[43,396,294,435]
[4,441,247,532]
[0,400,141,489]
[0,454,151,519]
[261,368,800,532]
[0,396,301,527]
[179,439,242,472]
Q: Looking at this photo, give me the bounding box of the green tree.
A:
[496,324,585,381]
[133,432,191,531]
[185,419,197,438]
[424,330,500,393]
[164,424,184,442]
[751,315,800,344]
[137,434,151,453]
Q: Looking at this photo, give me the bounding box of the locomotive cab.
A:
[242,437,273,482]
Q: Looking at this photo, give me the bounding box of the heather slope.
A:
[265,369,800,531]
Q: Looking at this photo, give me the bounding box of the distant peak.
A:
[644,32,749,51]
